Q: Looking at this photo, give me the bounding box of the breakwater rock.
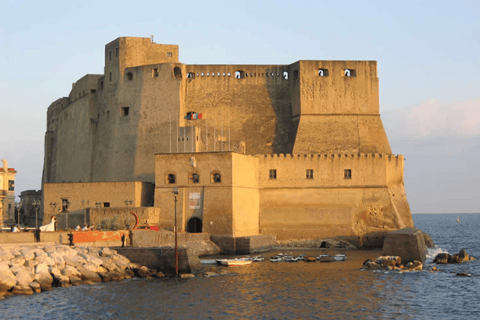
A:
[0,245,164,299]
[362,255,423,272]
[433,250,476,264]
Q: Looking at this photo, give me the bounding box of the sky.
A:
[1,0,479,213]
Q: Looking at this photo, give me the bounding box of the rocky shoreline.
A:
[0,244,227,300]
[274,238,357,249]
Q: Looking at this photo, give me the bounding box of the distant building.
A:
[0,160,17,227]
[42,37,413,247]
[19,190,42,228]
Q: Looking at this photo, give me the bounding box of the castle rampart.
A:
[42,37,412,244]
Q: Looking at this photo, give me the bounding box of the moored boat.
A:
[217,259,253,266]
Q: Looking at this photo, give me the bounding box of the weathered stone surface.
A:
[179,273,195,278]
[14,268,34,286]
[20,250,35,261]
[34,272,53,291]
[11,284,34,295]
[124,268,135,278]
[433,253,449,264]
[55,275,71,288]
[70,276,83,286]
[420,231,435,248]
[100,248,117,257]
[61,266,81,278]
[63,255,87,268]
[137,266,152,278]
[0,262,17,292]
[76,266,102,283]
[203,272,218,277]
[29,281,41,293]
[383,228,427,264]
[98,272,113,282]
[35,263,50,274]
[9,257,26,267]
[49,252,65,269]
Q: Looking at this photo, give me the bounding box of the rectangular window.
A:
[344,169,352,179]
[306,169,313,179]
[122,107,129,116]
[153,68,159,77]
[269,169,277,180]
[61,198,69,212]
[109,72,112,82]
[103,202,110,207]
[167,52,172,57]
[115,47,119,57]
[8,180,14,191]
[109,51,112,61]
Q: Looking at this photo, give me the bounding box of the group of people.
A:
[74,224,95,231]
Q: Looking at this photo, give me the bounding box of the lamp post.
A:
[81,200,90,226]
[63,199,70,230]
[32,199,41,229]
[15,201,22,226]
[172,188,179,277]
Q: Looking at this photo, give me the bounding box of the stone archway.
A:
[186,217,202,233]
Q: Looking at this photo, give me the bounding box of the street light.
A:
[15,200,22,226]
[172,187,179,277]
[32,199,41,229]
[81,200,90,226]
[62,199,70,230]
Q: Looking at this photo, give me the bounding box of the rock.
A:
[420,231,435,248]
[217,269,230,275]
[25,260,39,269]
[54,275,70,288]
[9,257,26,267]
[61,266,82,278]
[430,267,439,272]
[63,255,87,268]
[70,276,83,286]
[100,248,117,257]
[448,255,461,264]
[34,272,53,291]
[76,266,102,283]
[458,250,469,262]
[109,271,125,281]
[35,263,50,274]
[456,272,471,277]
[179,273,195,278]
[49,267,62,279]
[20,249,35,261]
[49,252,65,269]
[0,262,17,292]
[433,253,449,264]
[124,269,135,279]
[0,251,14,262]
[11,284,34,295]
[83,263,107,273]
[470,256,477,261]
[137,266,152,278]
[29,281,41,294]
[98,272,113,282]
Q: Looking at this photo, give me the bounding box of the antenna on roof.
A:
[150,35,154,43]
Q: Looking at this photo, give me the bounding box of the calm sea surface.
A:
[1,214,479,319]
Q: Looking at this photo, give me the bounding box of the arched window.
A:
[318,69,329,77]
[344,69,356,77]
[187,72,195,79]
[174,67,182,79]
[166,173,176,184]
[126,72,133,81]
[283,71,289,80]
[293,70,298,80]
[211,172,221,183]
[190,173,200,183]
[235,70,244,79]
[186,218,202,233]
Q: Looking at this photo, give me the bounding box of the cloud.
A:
[382,96,480,139]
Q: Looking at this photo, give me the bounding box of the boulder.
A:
[179,273,195,279]
[49,267,62,279]
[83,263,107,274]
[98,272,113,282]
[54,275,71,288]
[11,284,34,295]
[63,255,87,268]
[9,257,26,267]
[20,249,35,261]
[76,266,102,283]
[61,266,81,278]
[124,269,135,279]
[0,251,14,262]
[152,271,165,279]
[109,271,125,281]
[420,231,435,248]
[14,268,34,286]
[458,250,470,262]
[70,276,83,286]
[433,253,449,264]
[29,281,41,294]
[0,262,17,292]
[34,272,53,291]
[137,266,152,278]
[49,252,65,269]
[25,260,39,269]
[35,263,50,274]
[203,272,218,277]
[100,248,117,257]
[448,255,462,264]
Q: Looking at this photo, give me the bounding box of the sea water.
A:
[1,214,479,319]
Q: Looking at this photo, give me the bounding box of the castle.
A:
[42,37,413,248]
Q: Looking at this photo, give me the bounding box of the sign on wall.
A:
[189,192,201,209]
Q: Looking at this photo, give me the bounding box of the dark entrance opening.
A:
[187,218,202,233]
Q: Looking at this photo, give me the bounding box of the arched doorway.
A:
[187,217,202,233]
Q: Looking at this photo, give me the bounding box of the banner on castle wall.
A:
[189,192,201,209]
